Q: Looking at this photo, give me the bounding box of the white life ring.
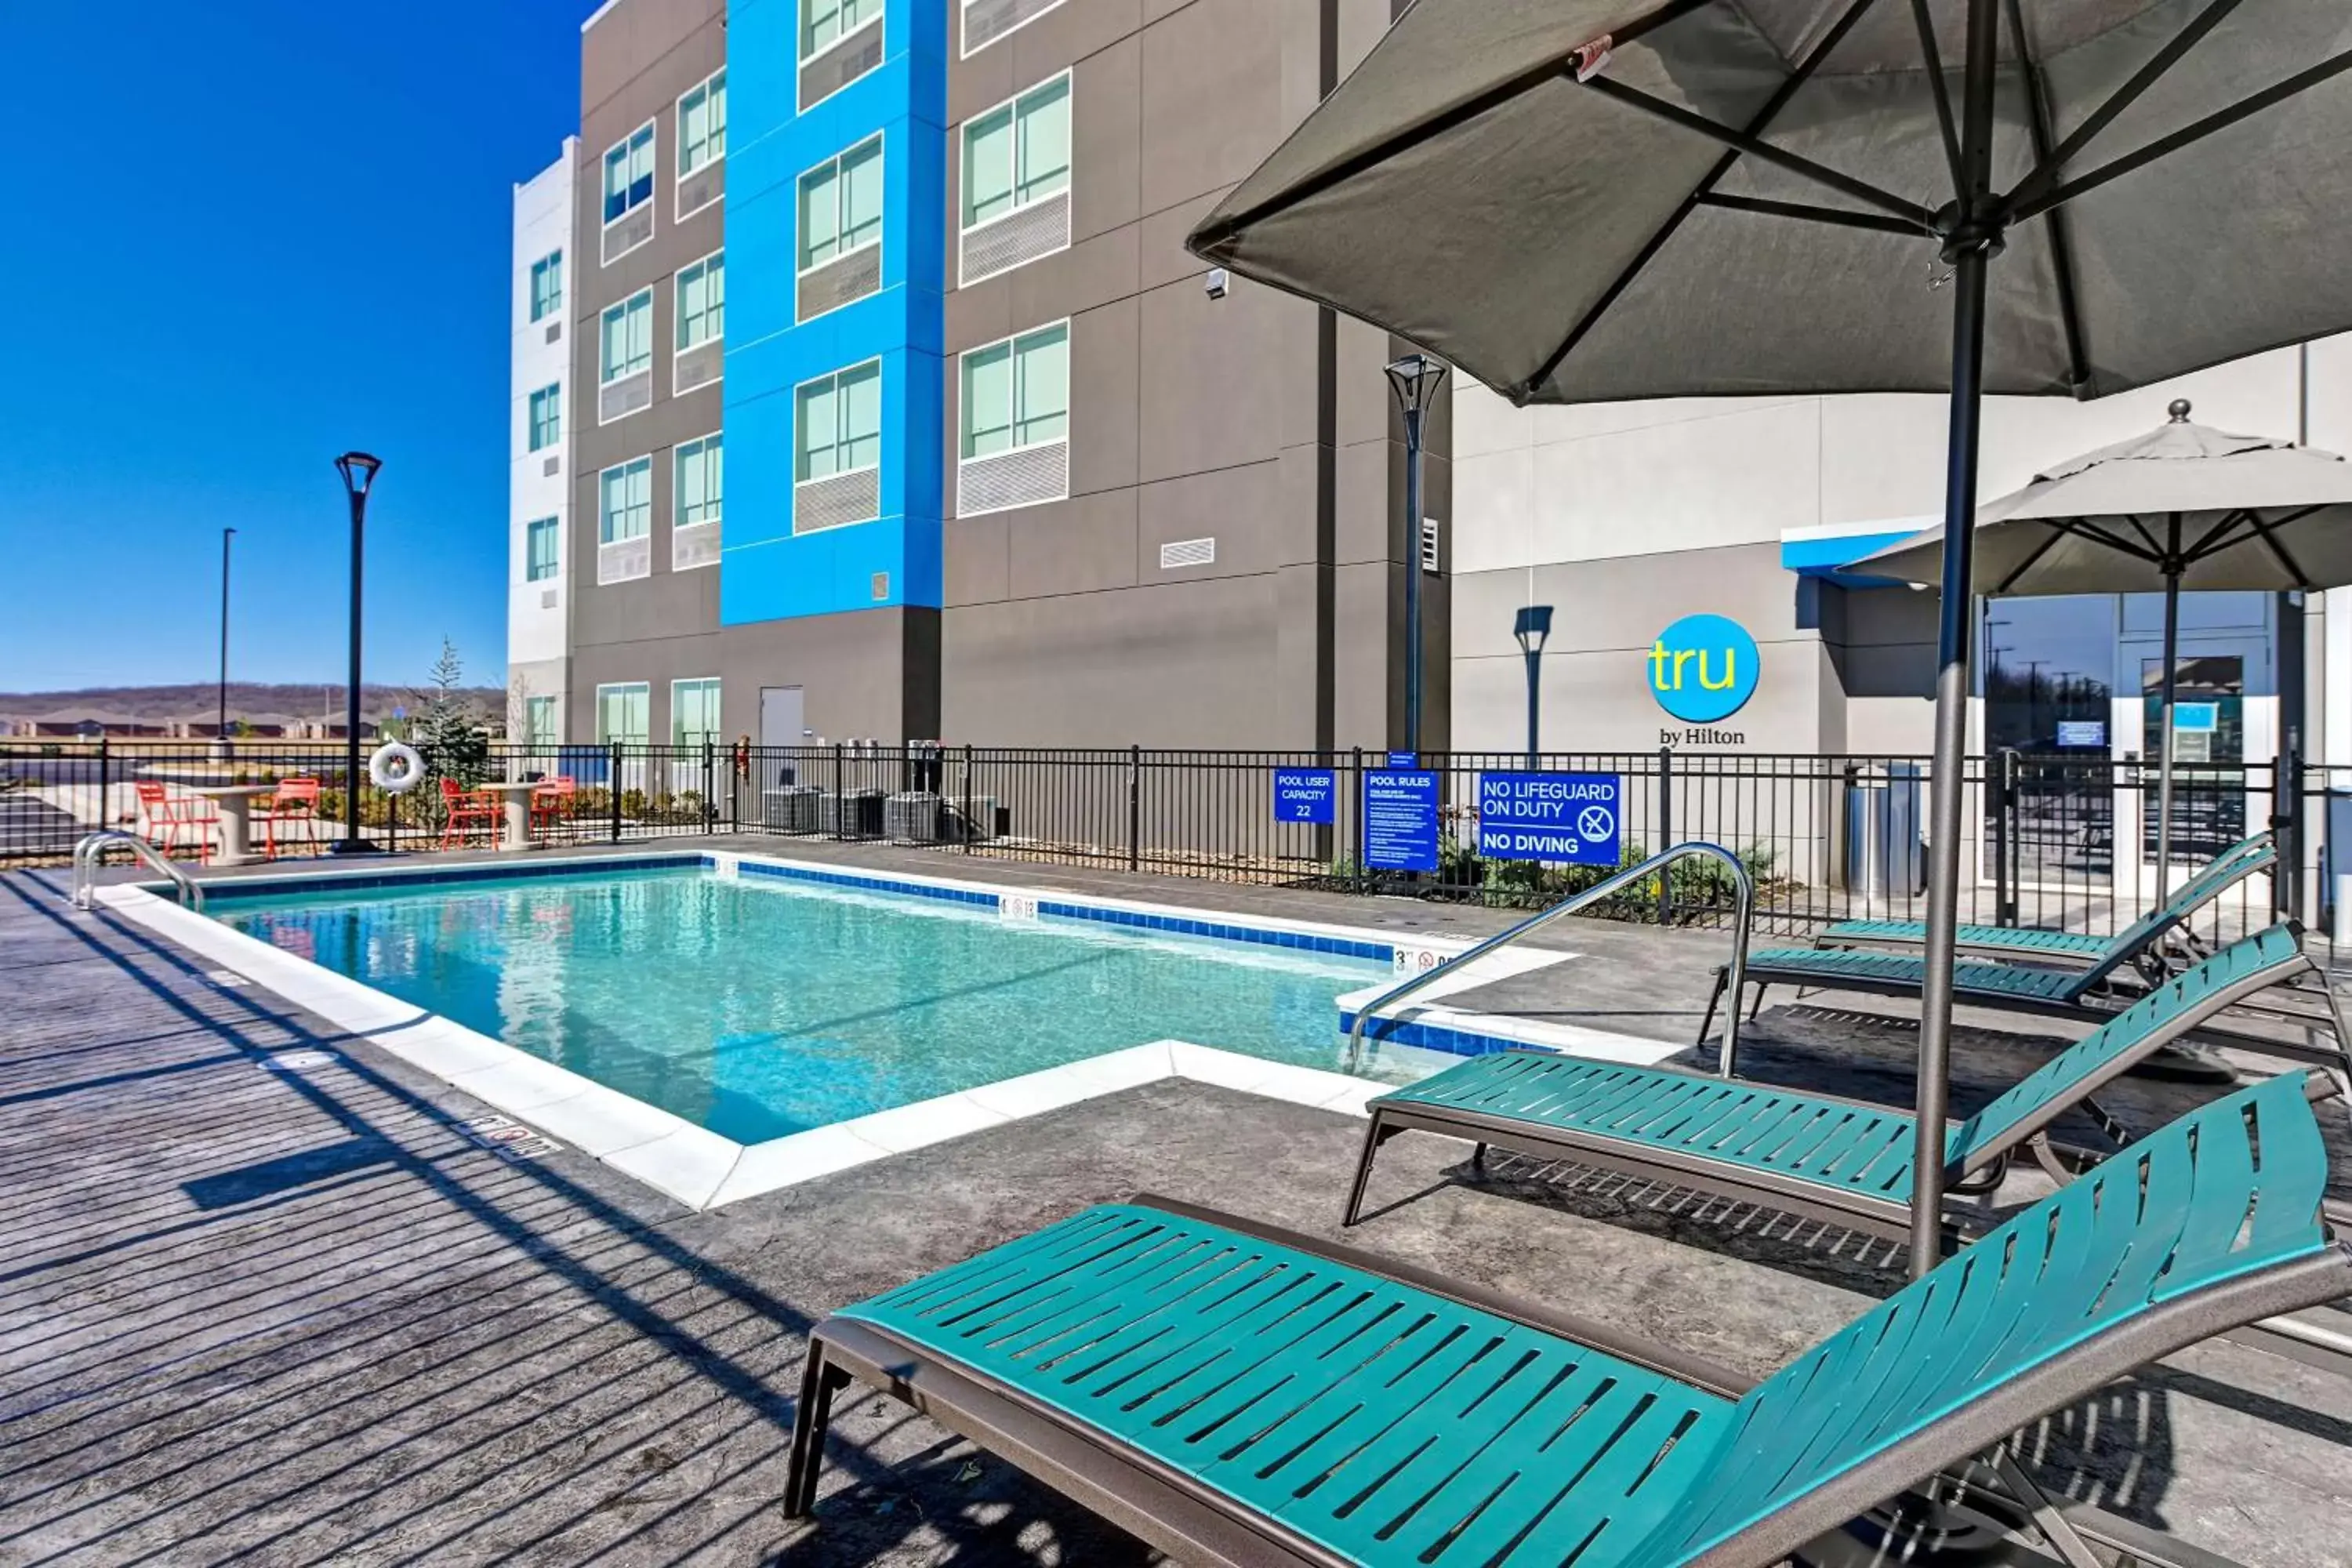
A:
[368,741,425,793]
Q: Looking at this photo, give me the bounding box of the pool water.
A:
[214,869,1411,1142]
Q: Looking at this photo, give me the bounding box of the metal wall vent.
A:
[872,571,891,601]
[958,439,1067,516]
[542,456,561,477]
[1160,536,1215,570]
[798,244,883,321]
[1421,516,1442,574]
[960,190,1070,285]
[539,587,561,610]
[599,368,653,424]
[964,0,1065,53]
[795,467,881,532]
[674,338,724,395]
[601,204,653,265]
[597,536,652,585]
[678,158,724,219]
[800,16,884,111]
[544,321,562,345]
[672,521,722,571]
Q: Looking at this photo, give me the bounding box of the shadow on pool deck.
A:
[5,861,2351,1566]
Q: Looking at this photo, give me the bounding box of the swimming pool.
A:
[212,865,1410,1143]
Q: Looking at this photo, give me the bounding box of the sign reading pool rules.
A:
[1272,767,1338,824]
[1363,766,1441,872]
[1479,771,1622,866]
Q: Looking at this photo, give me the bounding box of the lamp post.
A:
[214,527,237,760]
[1513,604,1553,768]
[1385,353,1447,757]
[331,452,383,855]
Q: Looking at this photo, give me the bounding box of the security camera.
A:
[1205,267,1229,301]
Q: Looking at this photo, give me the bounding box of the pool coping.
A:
[100,849,1681,1210]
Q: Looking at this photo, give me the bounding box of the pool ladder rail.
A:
[1345,840,1754,1076]
[71,830,205,914]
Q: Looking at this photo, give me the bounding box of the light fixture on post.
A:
[214,527,238,760]
[1512,604,1553,768]
[331,452,383,855]
[1385,352,1447,758]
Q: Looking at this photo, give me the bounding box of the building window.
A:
[600,290,654,384]
[529,252,564,322]
[678,71,726,176]
[797,362,883,481]
[596,683,649,746]
[676,435,723,528]
[524,695,559,753]
[672,678,721,747]
[603,122,655,225]
[528,385,562,452]
[676,252,724,350]
[599,458,652,543]
[803,0,878,58]
[963,74,1070,230]
[962,323,1067,458]
[800,136,884,272]
[962,0,1069,56]
[525,517,561,582]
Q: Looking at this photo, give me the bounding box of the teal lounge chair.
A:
[1347,926,2318,1238]
[1703,917,2348,1091]
[1812,830,2272,966]
[786,1076,2350,1568]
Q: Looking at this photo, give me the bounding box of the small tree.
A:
[416,638,491,793]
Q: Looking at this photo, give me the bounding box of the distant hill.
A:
[0,681,505,726]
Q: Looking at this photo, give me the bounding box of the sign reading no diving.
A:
[1479,771,1622,866]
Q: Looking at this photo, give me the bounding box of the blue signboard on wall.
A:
[1272,768,1337,823]
[1364,770,1440,871]
[1479,771,1622,866]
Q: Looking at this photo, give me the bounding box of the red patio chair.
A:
[261,776,321,860]
[529,776,577,840]
[438,778,499,850]
[133,780,216,862]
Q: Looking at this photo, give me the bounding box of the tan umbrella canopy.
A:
[1859,401,2352,886]
[1189,0,2352,1276]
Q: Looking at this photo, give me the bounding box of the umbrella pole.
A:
[2155,532,2183,901]
[1910,0,2002,1283]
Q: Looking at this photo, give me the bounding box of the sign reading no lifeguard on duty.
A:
[1479,771,1622,866]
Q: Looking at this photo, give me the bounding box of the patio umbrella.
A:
[1188,0,2352,1277]
[1856,401,2352,894]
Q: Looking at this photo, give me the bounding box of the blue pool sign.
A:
[1479,772,1622,866]
[1648,614,1760,724]
[1363,769,1440,871]
[1272,767,1338,823]
[1385,750,1418,770]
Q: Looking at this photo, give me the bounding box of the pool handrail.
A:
[1345,840,1753,1076]
[71,830,204,913]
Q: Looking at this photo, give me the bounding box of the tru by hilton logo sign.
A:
[1649,613,1759,746]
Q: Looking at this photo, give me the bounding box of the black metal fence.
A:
[3,738,2313,942]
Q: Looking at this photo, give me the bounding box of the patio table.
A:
[184,784,281,868]
[474,782,547,854]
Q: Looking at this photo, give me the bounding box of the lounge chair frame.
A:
[1349,937,2326,1241]
[786,1191,2351,1568]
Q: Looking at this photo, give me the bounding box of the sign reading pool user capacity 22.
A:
[1479,771,1622,866]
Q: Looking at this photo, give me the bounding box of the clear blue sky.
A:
[0,1,593,693]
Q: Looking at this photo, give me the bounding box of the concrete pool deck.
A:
[6,851,2352,1564]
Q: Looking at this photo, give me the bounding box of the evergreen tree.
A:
[416,638,491,790]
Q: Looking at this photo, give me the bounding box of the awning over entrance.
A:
[1779,518,1933,587]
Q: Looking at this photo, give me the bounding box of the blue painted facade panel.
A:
[721,0,948,626]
